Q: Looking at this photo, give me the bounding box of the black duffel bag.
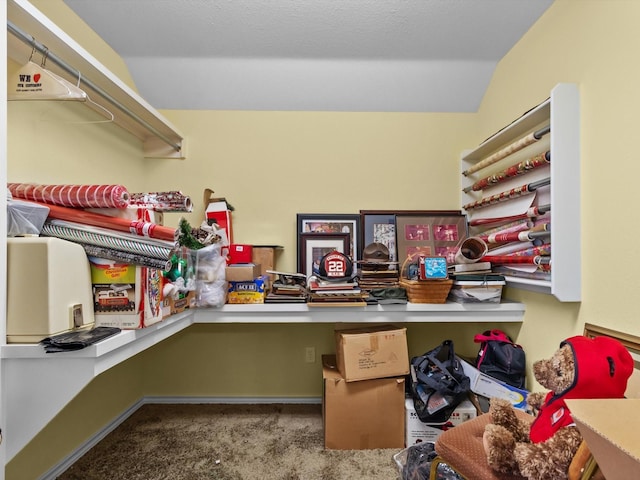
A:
[474,329,526,389]
[408,339,471,424]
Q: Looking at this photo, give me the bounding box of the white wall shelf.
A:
[6,0,185,158]
[461,83,581,301]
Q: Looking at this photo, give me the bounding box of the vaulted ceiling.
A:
[63,0,554,112]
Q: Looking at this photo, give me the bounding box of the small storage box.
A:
[448,280,505,304]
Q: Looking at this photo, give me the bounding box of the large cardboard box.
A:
[90,260,164,329]
[335,324,409,382]
[567,399,640,480]
[322,355,405,450]
[405,397,477,446]
[460,359,528,409]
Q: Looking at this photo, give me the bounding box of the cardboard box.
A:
[90,260,164,329]
[405,398,477,446]
[225,264,262,282]
[164,290,196,316]
[252,245,282,280]
[335,324,409,382]
[460,359,528,409]
[566,399,640,480]
[227,275,269,304]
[322,354,405,450]
[205,199,233,243]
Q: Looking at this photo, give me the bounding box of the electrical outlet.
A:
[305,346,316,363]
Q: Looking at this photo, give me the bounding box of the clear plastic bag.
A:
[194,242,227,307]
[7,199,50,236]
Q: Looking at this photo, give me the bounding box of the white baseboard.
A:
[40,396,322,480]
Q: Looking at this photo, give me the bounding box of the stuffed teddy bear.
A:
[482,335,634,480]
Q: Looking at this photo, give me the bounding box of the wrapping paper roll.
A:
[8,183,130,208]
[83,245,172,270]
[41,221,174,260]
[482,255,551,265]
[129,191,193,212]
[25,200,178,242]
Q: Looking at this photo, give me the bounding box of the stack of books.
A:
[449,261,493,277]
[264,271,308,303]
[307,276,367,306]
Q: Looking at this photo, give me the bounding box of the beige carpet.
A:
[57,403,401,480]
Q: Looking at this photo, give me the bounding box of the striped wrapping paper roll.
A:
[41,221,174,261]
[8,183,130,208]
[129,191,193,212]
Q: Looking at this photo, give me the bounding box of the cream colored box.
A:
[6,237,95,343]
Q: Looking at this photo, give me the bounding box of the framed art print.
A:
[297,213,361,262]
[395,211,467,267]
[297,232,350,277]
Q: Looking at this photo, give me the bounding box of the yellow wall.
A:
[7,0,640,478]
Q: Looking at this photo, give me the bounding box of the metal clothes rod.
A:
[7,20,182,154]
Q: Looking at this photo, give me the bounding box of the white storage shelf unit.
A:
[460,83,580,302]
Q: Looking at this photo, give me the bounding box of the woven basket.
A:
[399,255,453,303]
[399,278,453,304]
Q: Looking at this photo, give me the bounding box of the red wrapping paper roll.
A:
[27,200,178,242]
[8,183,130,209]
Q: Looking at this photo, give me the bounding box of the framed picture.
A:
[297,214,361,262]
[360,211,397,262]
[395,211,467,272]
[297,232,351,277]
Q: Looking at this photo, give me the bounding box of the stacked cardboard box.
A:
[322,324,409,450]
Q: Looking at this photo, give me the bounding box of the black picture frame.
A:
[297,232,351,277]
[296,213,361,262]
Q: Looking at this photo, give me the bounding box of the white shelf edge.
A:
[7,0,185,158]
[0,310,194,361]
[195,301,525,323]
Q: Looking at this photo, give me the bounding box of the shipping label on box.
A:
[227,275,268,304]
[335,324,409,382]
[461,359,528,409]
[405,398,477,446]
[90,260,164,329]
[323,355,405,450]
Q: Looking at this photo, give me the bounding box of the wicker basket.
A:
[399,278,453,304]
[399,255,453,303]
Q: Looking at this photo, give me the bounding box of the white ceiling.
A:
[62,0,554,112]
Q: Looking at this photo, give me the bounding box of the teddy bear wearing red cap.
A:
[482,335,633,480]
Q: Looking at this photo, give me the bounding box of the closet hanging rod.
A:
[7,20,182,154]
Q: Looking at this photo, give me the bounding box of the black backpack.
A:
[474,329,526,389]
